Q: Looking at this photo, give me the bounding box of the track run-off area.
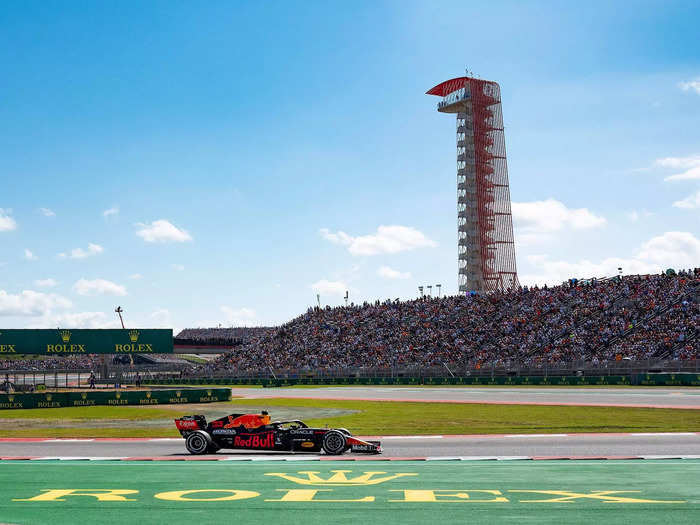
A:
[230,385,700,409]
[0,459,698,525]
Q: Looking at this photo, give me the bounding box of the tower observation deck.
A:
[427,76,519,293]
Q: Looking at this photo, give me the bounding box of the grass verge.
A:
[1,397,699,438]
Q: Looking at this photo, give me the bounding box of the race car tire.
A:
[185,430,212,455]
[322,430,347,455]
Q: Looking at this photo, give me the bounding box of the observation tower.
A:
[427,75,519,293]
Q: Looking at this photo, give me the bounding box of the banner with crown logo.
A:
[0,329,173,354]
[0,388,230,410]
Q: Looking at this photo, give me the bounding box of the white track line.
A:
[2,455,700,461]
[504,434,568,438]
[380,435,444,440]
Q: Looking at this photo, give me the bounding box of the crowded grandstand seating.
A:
[2,270,698,374]
[174,327,272,347]
[208,270,699,373]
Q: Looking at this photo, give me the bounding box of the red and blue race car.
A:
[175,411,382,455]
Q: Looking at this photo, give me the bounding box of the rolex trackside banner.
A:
[0,329,173,355]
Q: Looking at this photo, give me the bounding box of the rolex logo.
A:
[59,330,71,343]
[81,392,87,400]
[206,390,212,396]
[128,330,140,342]
[45,394,52,401]
[146,391,152,398]
[176,390,181,398]
[265,470,417,486]
[115,392,121,399]
[8,395,14,402]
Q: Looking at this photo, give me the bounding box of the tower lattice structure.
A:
[427,76,519,293]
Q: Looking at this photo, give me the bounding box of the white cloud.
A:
[38,207,55,217]
[673,190,700,209]
[377,265,411,279]
[34,278,58,288]
[311,279,348,296]
[128,273,143,280]
[24,249,38,261]
[512,199,606,233]
[221,306,258,326]
[0,289,72,317]
[171,264,185,271]
[679,78,700,95]
[655,155,700,182]
[26,311,119,329]
[73,278,127,296]
[521,231,700,285]
[636,231,700,266]
[58,243,104,259]
[512,199,606,246]
[194,306,259,328]
[103,206,119,218]
[0,209,17,232]
[136,220,192,243]
[626,211,639,222]
[150,308,173,328]
[320,225,436,256]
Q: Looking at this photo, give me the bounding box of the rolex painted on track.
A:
[174,412,382,455]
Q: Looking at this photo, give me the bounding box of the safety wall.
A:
[0,387,230,410]
[144,374,700,387]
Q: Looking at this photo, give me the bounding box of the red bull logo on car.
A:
[233,432,275,449]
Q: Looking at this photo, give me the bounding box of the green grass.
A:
[2,397,699,437]
[3,460,699,525]
[236,398,700,435]
[0,406,179,421]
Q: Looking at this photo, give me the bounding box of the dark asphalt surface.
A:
[1,433,699,459]
[231,386,700,408]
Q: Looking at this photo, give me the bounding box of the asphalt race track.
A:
[2,387,699,460]
[1,433,699,460]
[230,386,700,409]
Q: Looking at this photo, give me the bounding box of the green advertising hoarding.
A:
[0,388,231,410]
[0,329,173,355]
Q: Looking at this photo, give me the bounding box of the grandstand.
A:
[1,270,698,383]
[206,270,699,375]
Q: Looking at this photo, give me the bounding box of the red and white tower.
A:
[427,75,519,293]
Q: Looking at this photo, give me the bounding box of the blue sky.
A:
[1,0,699,330]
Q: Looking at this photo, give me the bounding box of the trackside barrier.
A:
[143,373,700,388]
[0,388,230,410]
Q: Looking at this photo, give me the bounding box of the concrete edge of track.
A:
[2,455,700,461]
[235,394,700,409]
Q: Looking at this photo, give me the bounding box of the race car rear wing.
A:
[174,415,206,434]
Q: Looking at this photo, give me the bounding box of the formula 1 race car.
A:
[174,411,382,455]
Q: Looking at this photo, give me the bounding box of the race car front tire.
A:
[185,431,212,455]
[322,430,347,455]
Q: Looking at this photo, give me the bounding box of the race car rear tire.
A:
[185,431,212,455]
[322,430,347,455]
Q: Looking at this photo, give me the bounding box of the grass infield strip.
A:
[0,460,698,525]
[1,398,700,437]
